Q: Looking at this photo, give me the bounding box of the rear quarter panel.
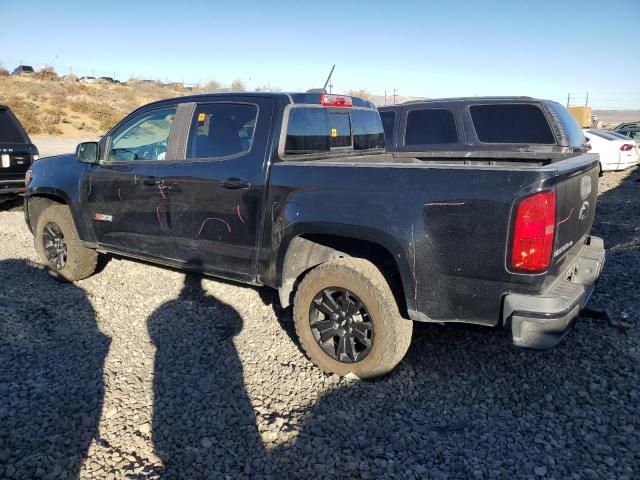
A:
[261,159,561,324]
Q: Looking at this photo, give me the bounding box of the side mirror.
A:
[76,142,99,163]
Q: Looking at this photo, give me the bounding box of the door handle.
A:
[222,178,250,189]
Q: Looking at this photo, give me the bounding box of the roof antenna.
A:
[306,65,336,94]
[323,64,336,93]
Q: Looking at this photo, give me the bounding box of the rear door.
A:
[158,97,274,278]
[83,105,178,258]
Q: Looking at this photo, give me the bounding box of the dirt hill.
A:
[0,75,217,137]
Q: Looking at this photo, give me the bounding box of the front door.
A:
[158,98,274,278]
[84,105,178,258]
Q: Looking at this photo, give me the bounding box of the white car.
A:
[583,129,639,173]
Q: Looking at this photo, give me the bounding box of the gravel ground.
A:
[0,167,638,480]
[31,135,98,158]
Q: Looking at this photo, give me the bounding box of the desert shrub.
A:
[3,96,42,135]
[36,66,59,81]
[347,89,371,99]
[43,124,62,135]
[64,73,78,82]
[230,79,246,92]
[41,108,63,126]
[254,83,281,92]
[202,80,221,91]
[0,67,9,77]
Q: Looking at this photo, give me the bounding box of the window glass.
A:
[328,113,351,148]
[187,103,258,159]
[470,104,555,144]
[285,108,331,153]
[0,110,26,143]
[108,107,176,162]
[284,107,384,155]
[379,111,396,146]
[352,109,385,150]
[604,130,634,141]
[405,108,458,145]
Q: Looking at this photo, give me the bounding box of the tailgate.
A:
[0,152,31,177]
[548,154,599,264]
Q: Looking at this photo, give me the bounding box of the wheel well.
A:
[27,195,66,232]
[279,234,408,317]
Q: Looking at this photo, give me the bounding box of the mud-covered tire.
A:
[293,258,413,379]
[35,204,98,281]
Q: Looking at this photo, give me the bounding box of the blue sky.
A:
[2,0,639,108]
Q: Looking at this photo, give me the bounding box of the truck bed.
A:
[263,152,600,325]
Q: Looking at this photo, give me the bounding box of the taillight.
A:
[620,144,633,152]
[510,191,556,272]
[320,94,352,107]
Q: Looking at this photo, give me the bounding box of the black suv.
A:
[0,105,39,202]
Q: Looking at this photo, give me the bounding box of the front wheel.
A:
[35,204,98,281]
[293,258,413,378]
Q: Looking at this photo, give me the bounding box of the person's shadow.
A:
[148,273,266,478]
[0,259,110,480]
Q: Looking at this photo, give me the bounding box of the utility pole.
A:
[585,92,589,107]
[384,89,387,105]
[566,92,570,107]
[393,88,398,104]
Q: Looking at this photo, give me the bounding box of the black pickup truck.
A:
[24,92,605,378]
[1,105,39,202]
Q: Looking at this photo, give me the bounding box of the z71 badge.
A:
[94,213,113,222]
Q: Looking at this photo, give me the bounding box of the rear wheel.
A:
[293,258,412,378]
[35,205,98,281]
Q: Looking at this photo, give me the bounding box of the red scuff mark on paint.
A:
[156,206,161,225]
[198,217,232,236]
[557,208,574,226]
[158,185,167,199]
[117,188,123,201]
[424,201,466,207]
[236,204,246,224]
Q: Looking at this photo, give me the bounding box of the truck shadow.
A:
[0,259,110,479]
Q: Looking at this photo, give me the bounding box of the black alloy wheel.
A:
[42,222,68,270]
[309,287,374,363]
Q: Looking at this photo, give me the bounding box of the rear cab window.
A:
[470,104,555,144]
[0,109,28,143]
[281,96,385,159]
[404,108,458,145]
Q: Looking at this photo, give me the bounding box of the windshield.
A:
[283,106,384,157]
[0,110,28,143]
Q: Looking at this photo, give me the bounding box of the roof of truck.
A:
[139,92,376,110]
[379,96,557,109]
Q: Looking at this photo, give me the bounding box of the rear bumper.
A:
[503,235,605,349]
